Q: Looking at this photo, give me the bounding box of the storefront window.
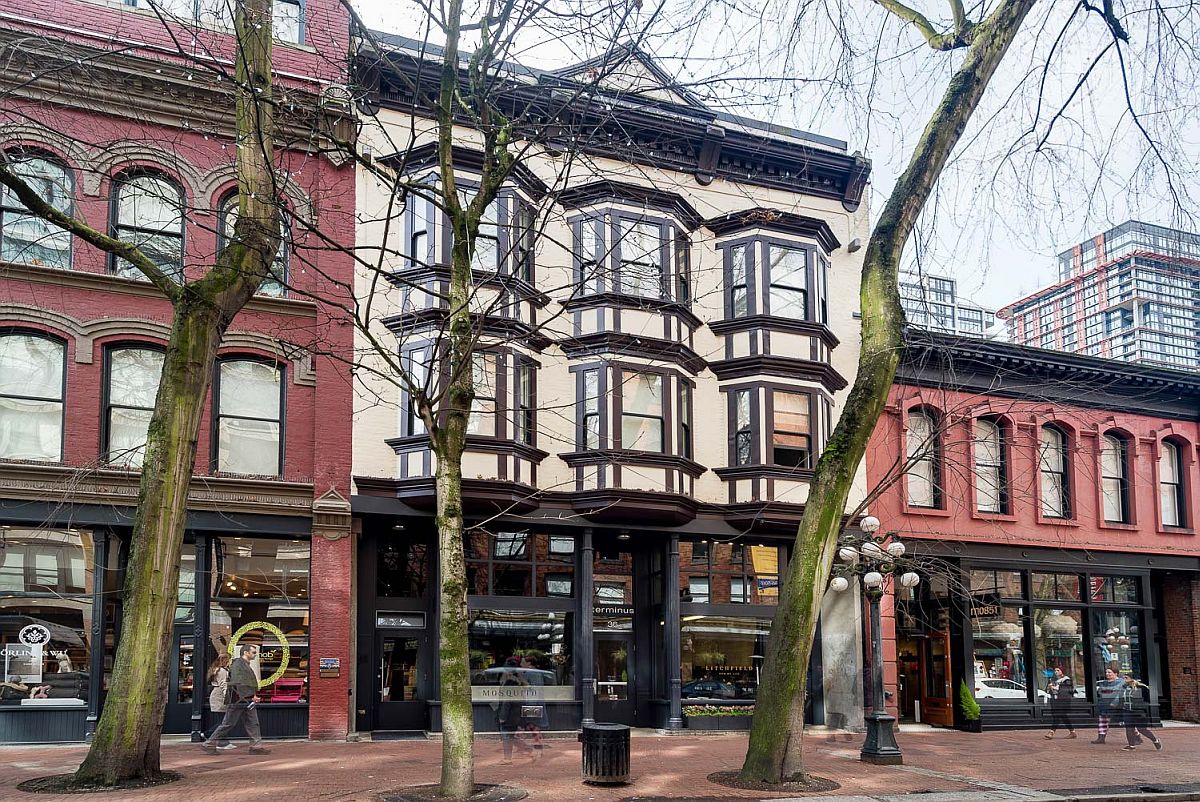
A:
[1092,609,1142,680]
[0,528,94,709]
[682,540,782,606]
[1032,608,1086,702]
[377,536,428,598]
[1089,575,1141,604]
[208,537,310,705]
[970,569,1024,599]
[1032,572,1081,602]
[467,610,575,701]
[681,615,769,700]
[971,604,1029,702]
[465,532,575,598]
[380,636,421,701]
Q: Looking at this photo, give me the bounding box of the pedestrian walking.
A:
[206,652,235,750]
[495,657,535,764]
[1092,667,1122,744]
[1118,674,1162,751]
[1044,667,1076,739]
[202,644,270,755]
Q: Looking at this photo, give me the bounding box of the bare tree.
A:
[0,0,285,784]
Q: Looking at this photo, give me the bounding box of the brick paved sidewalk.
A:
[0,725,1197,802]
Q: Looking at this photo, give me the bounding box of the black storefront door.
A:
[373,630,427,731]
[163,627,195,734]
[594,630,635,724]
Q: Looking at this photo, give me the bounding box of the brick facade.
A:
[1162,574,1200,721]
[1,0,355,740]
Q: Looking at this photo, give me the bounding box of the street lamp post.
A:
[831,515,920,766]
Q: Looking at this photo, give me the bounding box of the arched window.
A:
[0,152,73,269]
[105,346,165,467]
[111,173,185,281]
[906,408,940,509]
[219,192,289,296]
[0,332,65,461]
[214,358,283,476]
[1159,440,1186,527]
[1039,425,1070,518]
[1100,433,1130,524]
[973,417,1007,514]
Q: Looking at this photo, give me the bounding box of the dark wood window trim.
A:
[905,406,943,510]
[972,415,1009,515]
[1038,424,1072,520]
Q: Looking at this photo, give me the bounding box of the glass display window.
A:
[467,610,575,702]
[376,536,428,598]
[1032,572,1082,602]
[465,532,575,598]
[1089,575,1141,605]
[1092,609,1143,681]
[970,605,1030,702]
[680,615,770,700]
[1032,608,1086,702]
[212,537,308,601]
[681,540,782,606]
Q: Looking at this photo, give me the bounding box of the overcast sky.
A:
[352,0,1200,314]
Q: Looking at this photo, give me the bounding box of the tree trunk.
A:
[740,0,1038,784]
[74,302,228,784]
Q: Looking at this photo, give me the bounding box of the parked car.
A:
[681,679,736,699]
[975,678,1049,701]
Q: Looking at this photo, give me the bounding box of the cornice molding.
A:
[385,434,549,463]
[0,298,317,385]
[381,307,553,352]
[0,461,315,517]
[705,209,841,252]
[708,315,840,349]
[0,262,319,318]
[559,449,707,479]
[708,354,848,392]
[713,465,815,481]
[561,292,703,331]
[381,143,549,200]
[555,180,703,230]
[386,265,552,308]
[350,475,542,515]
[559,331,706,374]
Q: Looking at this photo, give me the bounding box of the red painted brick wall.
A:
[0,0,356,740]
[1163,575,1200,722]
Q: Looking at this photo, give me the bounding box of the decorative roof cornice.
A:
[704,209,841,252]
[555,180,703,230]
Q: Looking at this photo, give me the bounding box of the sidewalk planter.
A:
[683,704,754,730]
[962,718,983,733]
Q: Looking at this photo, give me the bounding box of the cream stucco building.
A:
[349,35,871,735]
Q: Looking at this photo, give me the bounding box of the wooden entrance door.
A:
[920,632,954,726]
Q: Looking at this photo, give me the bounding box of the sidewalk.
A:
[1,725,1198,802]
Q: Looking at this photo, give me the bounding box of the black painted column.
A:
[665,533,682,729]
[580,527,595,725]
[191,535,210,741]
[85,530,108,741]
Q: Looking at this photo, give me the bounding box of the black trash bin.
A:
[579,722,630,785]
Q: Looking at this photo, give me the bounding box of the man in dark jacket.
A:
[202,644,270,754]
[1044,667,1076,739]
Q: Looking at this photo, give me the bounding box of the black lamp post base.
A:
[860,712,903,765]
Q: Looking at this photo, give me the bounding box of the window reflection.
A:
[971,605,1029,702]
[681,615,769,700]
[1033,608,1085,702]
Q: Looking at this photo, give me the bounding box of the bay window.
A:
[619,220,664,298]
[768,246,808,318]
[215,359,283,476]
[468,352,497,436]
[772,390,811,468]
[0,332,65,461]
[581,368,601,450]
[730,244,750,317]
[105,346,165,467]
[514,361,535,446]
[620,372,663,452]
[733,390,752,466]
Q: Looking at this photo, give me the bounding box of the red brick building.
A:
[0,0,355,742]
[866,330,1200,729]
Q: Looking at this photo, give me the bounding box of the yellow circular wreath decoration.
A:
[228,621,290,689]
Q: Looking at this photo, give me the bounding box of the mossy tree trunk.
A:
[740,0,1038,784]
[2,0,280,785]
[421,0,518,797]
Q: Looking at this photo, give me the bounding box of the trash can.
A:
[579,722,630,785]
